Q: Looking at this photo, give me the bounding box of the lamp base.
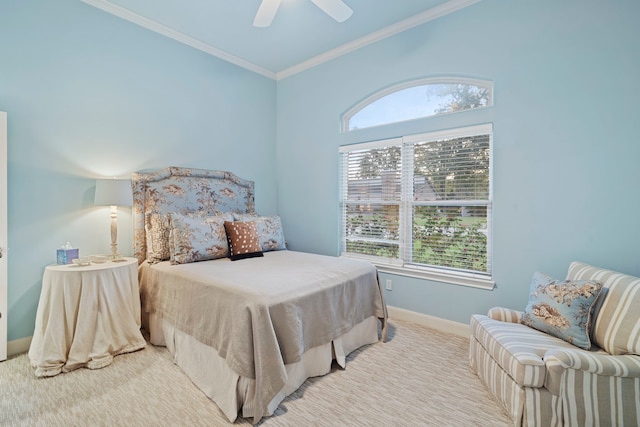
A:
[110,253,126,262]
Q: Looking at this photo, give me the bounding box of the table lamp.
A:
[94,178,133,261]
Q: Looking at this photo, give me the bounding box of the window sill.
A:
[376,264,495,290]
[341,254,495,290]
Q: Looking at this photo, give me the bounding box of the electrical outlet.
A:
[385,279,392,291]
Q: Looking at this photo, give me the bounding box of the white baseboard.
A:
[7,336,31,357]
[5,309,465,357]
[387,306,469,338]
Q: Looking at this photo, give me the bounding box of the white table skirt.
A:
[28,258,146,377]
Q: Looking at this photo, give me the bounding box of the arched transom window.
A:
[343,77,493,132]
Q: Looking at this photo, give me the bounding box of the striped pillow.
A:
[567,262,640,355]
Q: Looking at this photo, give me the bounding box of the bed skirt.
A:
[143,312,380,422]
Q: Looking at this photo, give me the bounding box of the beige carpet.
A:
[0,319,512,426]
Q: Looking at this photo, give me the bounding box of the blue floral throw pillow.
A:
[168,212,233,264]
[521,271,602,349]
[233,214,286,252]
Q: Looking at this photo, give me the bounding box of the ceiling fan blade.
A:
[309,0,353,23]
[253,0,282,27]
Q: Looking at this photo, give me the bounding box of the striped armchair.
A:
[469,262,640,426]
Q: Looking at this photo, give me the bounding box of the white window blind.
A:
[340,124,492,279]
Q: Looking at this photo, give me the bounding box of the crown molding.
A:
[276,0,480,79]
[81,0,480,81]
[80,0,277,79]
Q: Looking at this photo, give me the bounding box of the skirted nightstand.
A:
[28,257,145,377]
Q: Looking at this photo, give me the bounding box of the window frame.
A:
[342,77,494,133]
[339,124,494,290]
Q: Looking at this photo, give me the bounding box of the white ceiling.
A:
[81,0,480,80]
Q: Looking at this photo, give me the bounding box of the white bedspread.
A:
[139,250,387,422]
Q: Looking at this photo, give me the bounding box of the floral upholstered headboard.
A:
[132,167,255,263]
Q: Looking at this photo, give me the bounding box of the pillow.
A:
[521,271,602,349]
[145,212,172,263]
[168,212,233,264]
[224,221,264,261]
[233,214,286,251]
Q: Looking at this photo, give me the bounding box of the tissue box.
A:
[57,248,79,265]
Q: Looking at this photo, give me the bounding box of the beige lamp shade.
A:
[94,179,133,207]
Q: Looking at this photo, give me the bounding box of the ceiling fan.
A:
[253,0,353,28]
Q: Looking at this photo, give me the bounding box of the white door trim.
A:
[0,111,7,361]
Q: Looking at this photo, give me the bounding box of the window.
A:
[340,124,493,288]
[343,77,493,131]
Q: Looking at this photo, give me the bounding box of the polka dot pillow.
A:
[224,221,264,261]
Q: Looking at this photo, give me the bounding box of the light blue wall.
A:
[0,0,277,341]
[2,0,639,343]
[276,0,640,324]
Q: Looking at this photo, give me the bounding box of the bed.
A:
[133,167,388,423]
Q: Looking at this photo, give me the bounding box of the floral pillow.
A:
[145,212,172,263]
[224,221,264,261]
[168,212,233,264]
[233,214,286,251]
[521,271,602,349]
